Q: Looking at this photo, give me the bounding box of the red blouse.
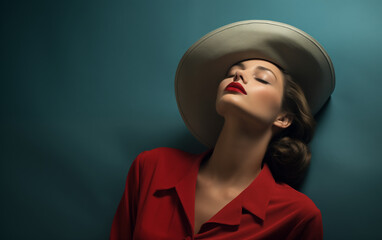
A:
[110,147,323,240]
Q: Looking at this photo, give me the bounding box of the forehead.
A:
[229,59,282,73]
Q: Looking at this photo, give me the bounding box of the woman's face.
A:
[216,59,285,127]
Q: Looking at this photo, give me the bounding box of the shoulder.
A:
[271,184,323,238]
[132,147,197,179]
[271,182,321,219]
[135,147,195,167]
[137,146,194,159]
[270,183,323,239]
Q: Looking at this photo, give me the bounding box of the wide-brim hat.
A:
[175,20,335,148]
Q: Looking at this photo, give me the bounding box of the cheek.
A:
[249,88,283,113]
[216,80,229,98]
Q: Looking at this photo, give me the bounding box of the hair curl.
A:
[264,72,316,189]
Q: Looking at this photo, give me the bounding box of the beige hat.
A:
[175,20,335,148]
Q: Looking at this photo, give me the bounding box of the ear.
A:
[273,112,293,129]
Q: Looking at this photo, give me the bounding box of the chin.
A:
[216,100,246,120]
[215,95,239,116]
[215,101,226,117]
[216,101,273,127]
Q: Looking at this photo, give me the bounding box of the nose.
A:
[233,70,247,83]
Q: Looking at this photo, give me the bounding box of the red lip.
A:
[224,82,247,95]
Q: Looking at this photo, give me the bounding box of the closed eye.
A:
[255,78,269,84]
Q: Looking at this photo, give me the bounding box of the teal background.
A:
[1,0,381,239]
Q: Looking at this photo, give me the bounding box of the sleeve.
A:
[110,152,143,240]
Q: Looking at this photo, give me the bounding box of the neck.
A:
[200,116,273,187]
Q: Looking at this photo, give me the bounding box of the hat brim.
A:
[175,20,335,148]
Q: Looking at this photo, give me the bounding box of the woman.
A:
[110,20,335,239]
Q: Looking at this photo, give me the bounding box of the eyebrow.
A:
[231,63,277,80]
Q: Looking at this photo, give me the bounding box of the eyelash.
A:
[255,78,269,84]
[225,75,269,84]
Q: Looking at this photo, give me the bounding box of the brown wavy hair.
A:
[264,72,316,189]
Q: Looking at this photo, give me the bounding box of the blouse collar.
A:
[154,148,276,228]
